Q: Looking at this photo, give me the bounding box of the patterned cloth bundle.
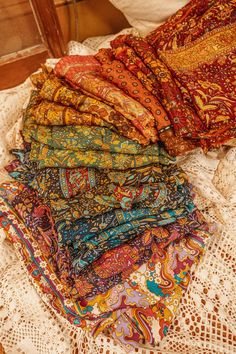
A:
[0,0,235,351]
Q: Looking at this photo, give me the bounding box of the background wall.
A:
[0,0,129,58]
[0,0,41,57]
[0,0,129,89]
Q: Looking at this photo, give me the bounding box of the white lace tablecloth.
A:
[0,37,235,354]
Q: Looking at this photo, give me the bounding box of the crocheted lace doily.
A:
[0,41,235,354]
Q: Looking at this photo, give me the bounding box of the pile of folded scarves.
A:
[0,69,210,350]
[52,0,236,154]
[0,0,235,350]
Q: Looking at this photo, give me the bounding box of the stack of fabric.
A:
[0,68,210,349]
[0,0,235,351]
[55,0,236,154]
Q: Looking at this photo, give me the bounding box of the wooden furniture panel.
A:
[0,46,49,90]
[0,0,65,90]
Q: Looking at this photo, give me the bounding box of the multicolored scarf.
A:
[2,0,234,350]
[0,193,210,349]
[55,0,235,152]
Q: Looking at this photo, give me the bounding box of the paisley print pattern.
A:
[2,140,211,350]
[29,141,171,170]
[38,77,151,144]
[146,0,236,50]
[22,89,172,170]
[146,0,236,149]
[5,151,195,276]
[24,84,148,146]
[6,150,173,200]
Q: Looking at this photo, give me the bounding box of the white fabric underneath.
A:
[0,39,235,354]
